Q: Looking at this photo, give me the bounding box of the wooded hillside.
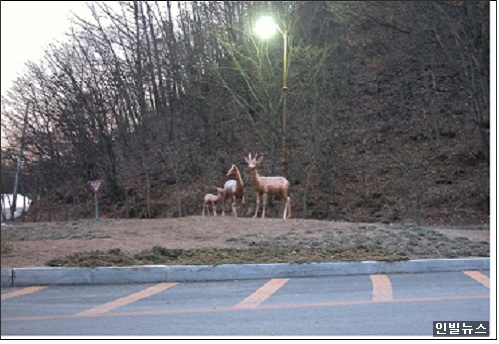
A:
[1,1,490,225]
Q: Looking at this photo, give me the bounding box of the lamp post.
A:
[255,16,288,178]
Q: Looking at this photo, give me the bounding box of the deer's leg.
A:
[239,196,245,214]
[254,193,260,218]
[231,195,237,217]
[287,197,291,218]
[282,196,287,219]
[261,193,268,219]
[213,201,217,216]
[221,195,226,216]
[282,196,291,219]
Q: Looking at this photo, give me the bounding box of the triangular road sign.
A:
[88,180,104,194]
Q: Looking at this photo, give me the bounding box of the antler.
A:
[245,153,264,166]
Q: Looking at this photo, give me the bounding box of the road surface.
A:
[1,270,490,337]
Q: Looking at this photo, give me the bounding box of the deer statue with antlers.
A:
[222,164,245,217]
[245,153,291,219]
[202,187,225,217]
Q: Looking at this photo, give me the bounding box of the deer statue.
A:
[222,164,245,217]
[202,187,225,217]
[245,153,291,219]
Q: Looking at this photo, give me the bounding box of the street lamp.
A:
[254,16,288,178]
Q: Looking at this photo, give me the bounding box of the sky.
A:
[1,1,88,97]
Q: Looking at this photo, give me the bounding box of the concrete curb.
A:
[1,258,489,287]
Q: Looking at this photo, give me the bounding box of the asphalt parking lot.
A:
[1,266,491,337]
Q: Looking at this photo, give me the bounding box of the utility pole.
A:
[254,17,289,178]
[281,29,288,178]
[11,101,29,221]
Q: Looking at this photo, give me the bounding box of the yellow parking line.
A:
[234,278,289,309]
[3,294,489,323]
[1,286,47,301]
[370,274,393,301]
[463,271,489,289]
[76,282,178,317]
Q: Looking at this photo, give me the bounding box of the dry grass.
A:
[1,217,489,268]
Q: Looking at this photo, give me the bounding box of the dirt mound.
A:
[1,217,489,268]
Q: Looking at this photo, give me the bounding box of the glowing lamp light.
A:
[254,16,278,39]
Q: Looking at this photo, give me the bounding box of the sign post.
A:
[87,180,104,219]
